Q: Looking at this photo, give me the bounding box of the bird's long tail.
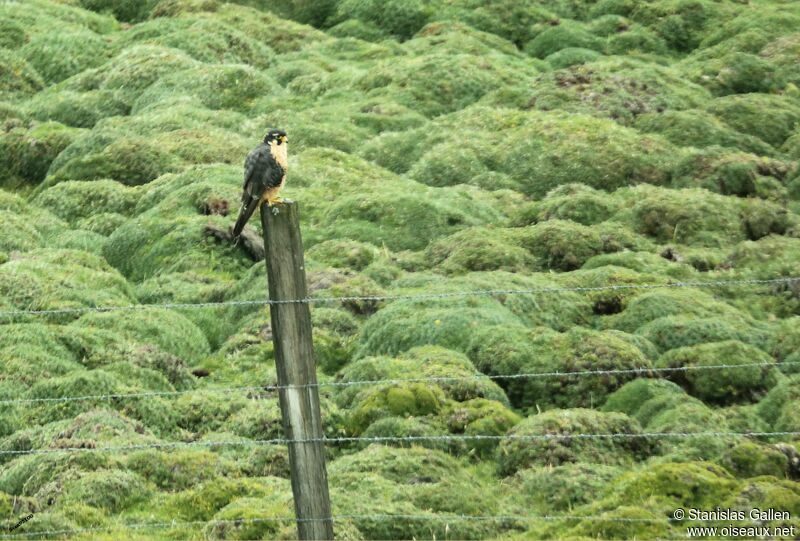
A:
[232,198,260,239]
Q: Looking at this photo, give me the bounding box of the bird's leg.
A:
[266,196,284,215]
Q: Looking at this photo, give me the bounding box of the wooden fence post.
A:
[261,202,334,540]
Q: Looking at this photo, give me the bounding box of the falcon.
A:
[232,129,288,239]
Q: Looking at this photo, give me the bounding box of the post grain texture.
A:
[261,202,334,540]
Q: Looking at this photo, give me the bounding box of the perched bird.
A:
[232,129,288,240]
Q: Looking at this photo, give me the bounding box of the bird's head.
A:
[264,129,288,146]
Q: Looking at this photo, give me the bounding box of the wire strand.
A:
[0,276,796,318]
[2,359,798,406]
[0,510,781,539]
[2,431,797,456]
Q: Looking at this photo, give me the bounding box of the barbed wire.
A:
[2,430,797,457]
[0,509,786,540]
[0,276,796,318]
[2,359,797,406]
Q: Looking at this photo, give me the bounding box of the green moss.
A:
[606,25,669,56]
[757,375,800,426]
[525,21,604,58]
[425,227,533,274]
[71,309,210,363]
[360,416,453,453]
[60,469,150,512]
[200,3,332,54]
[174,392,248,433]
[516,185,619,226]
[556,265,664,317]
[498,408,649,475]
[726,236,800,280]
[0,122,84,188]
[133,64,282,114]
[65,45,200,107]
[566,506,671,540]
[329,445,505,539]
[113,16,275,68]
[767,317,800,364]
[223,400,285,441]
[24,89,129,129]
[0,49,43,96]
[656,340,778,405]
[349,98,428,134]
[0,210,45,252]
[366,108,677,197]
[331,442,462,483]
[721,404,769,434]
[77,0,158,22]
[3,1,114,33]
[634,111,776,156]
[238,445,290,479]
[637,315,768,353]
[358,54,537,117]
[408,22,522,57]
[775,400,800,433]
[2,0,800,533]
[20,29,109,84]
[605,460,739,510]
[356,294,524,359]
[336,0,428,40]
[104,213,254,285]
[726,476,800,522]
[520,220,616,271]
[326,19,386,41]
[470,326,651,410]
[444,399,521,457]
[347,382,447,435]
[601,378,686,417]
[0,450,116,497]
[720,441,790,479]
[582,251,695,279]
[515,463,623,512]
[671,148,792,202]
[545,47,602,69]
[0,19,28,49]
[75,212,128,236]
[25,370,124,421]
[617,185,752,246]
[205,495,294,540]
[33,180,139,224]
[524,58,711,125]
[166,477,284,521]
[701,6,800,51]
[291,149,505,251]
[408,143,520,191]
[307,240,379,271]
[337,347,508,412]
[682,52,786,96]
[631,0,733,53]
[0,249,134,319]
[705,93,800,148]
[761,34,800,87]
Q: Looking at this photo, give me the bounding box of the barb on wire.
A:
[2,360,798,406]
[0,276,796,318]
[2,431,797,457]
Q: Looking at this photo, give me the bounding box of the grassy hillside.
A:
[1,0,800,539]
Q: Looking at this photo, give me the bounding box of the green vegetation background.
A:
[1,0,800,538]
